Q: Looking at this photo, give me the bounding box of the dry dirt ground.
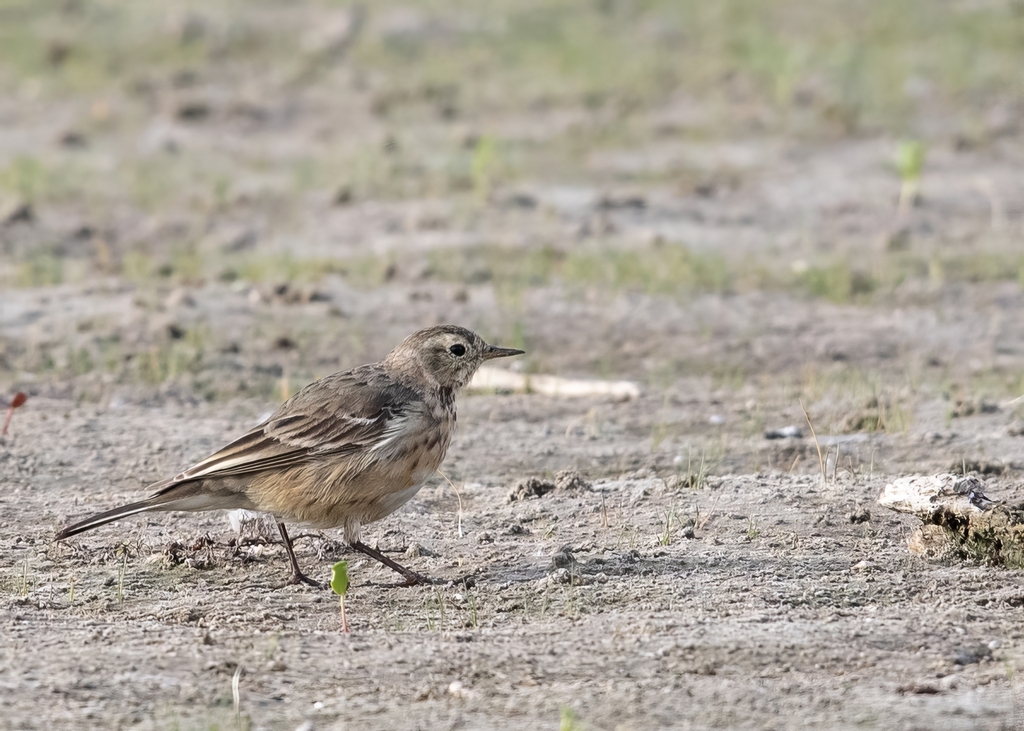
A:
[4,394,1024,731]
[6,2,1024,730]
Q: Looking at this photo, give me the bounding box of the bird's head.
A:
[385,325,524,392]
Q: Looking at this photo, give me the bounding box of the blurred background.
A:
[2,0,1024,472]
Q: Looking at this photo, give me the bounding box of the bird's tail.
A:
[55,481,252,541]
[54,496,170,540]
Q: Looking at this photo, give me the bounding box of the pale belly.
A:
[247,407,454,540]
[272,461,439,530]
[367,481,427,522]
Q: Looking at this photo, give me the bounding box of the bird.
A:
[55,325,524,587]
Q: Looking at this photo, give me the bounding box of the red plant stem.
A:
[2,392,27,435]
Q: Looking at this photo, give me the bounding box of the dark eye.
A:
[449,343,466,356]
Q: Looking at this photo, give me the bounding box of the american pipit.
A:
[55,325,523,587]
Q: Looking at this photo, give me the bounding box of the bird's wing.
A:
[150,370,416,496]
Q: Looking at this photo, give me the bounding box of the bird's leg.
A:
[277,522,324,588]
[350,540,430,586]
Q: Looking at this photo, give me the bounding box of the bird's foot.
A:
[283,570,327,589]
[350,540,432,588]
[396,569,431,587]
[448,573,478,589]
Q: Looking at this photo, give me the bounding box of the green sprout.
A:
[560,707,582,731]
[116,542,129,604]
[470,135,499,202]
[18,558,30,597]
[330,561,350,633]
[659,510,676,546]
[895,140,926,213]
[746,517,762,541]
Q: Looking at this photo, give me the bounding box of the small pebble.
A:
[448,681,468,699]
[764,425,803,440]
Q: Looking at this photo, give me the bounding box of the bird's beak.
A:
[483,344,525,360]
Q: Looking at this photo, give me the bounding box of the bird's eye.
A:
[449,343,466,356]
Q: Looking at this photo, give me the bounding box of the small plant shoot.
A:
[895,140,926,213]
[560,707,582,731]
[331,560,350,633]
[2,392,28,435]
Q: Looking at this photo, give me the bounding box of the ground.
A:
[4,1,1024,730]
